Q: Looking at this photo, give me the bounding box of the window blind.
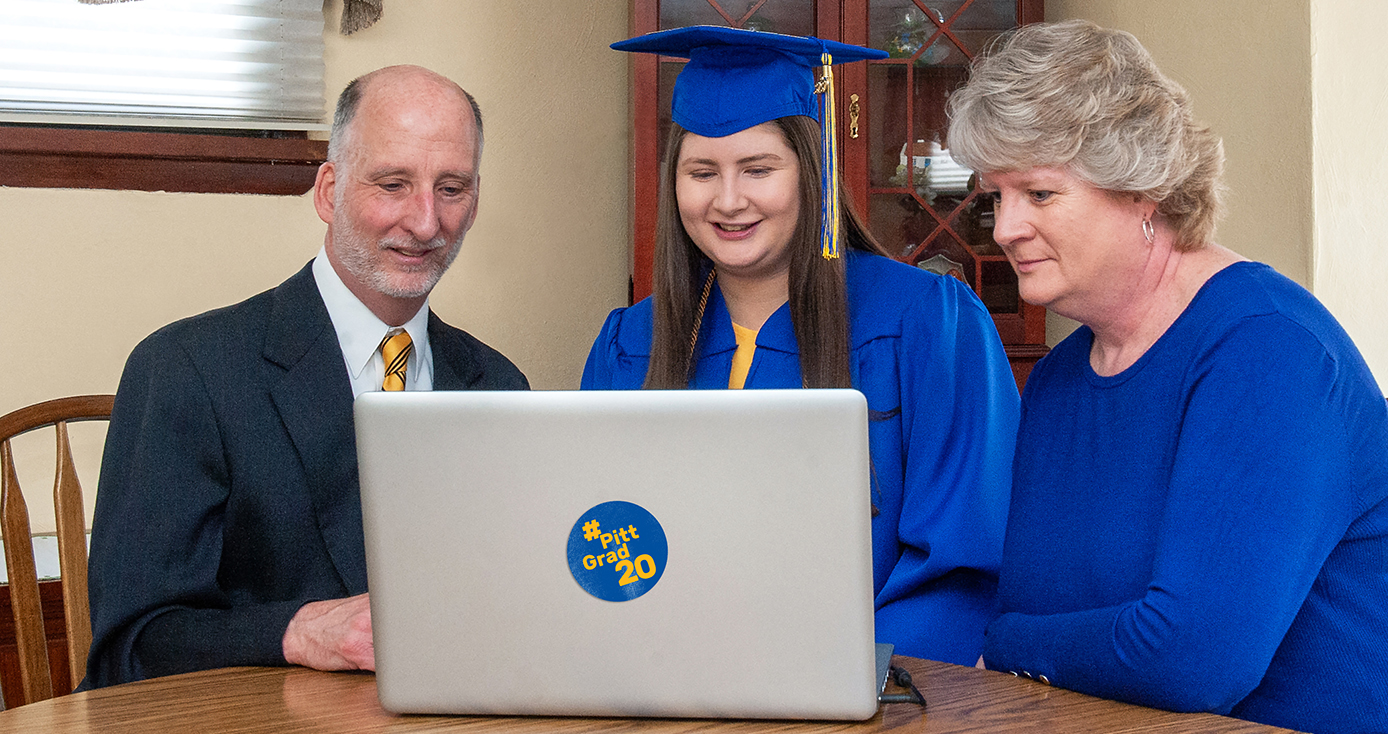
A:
[0,0,325,129]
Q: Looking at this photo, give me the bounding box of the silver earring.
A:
[1142,217,1155,244]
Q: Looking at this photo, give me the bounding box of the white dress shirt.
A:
[312,248,435,398]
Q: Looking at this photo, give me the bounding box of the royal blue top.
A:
[583,251,1021,664]
[985,262,1388,733]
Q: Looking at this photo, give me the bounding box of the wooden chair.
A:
[0,395,114,707]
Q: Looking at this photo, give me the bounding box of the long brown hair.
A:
[644,115,889,389]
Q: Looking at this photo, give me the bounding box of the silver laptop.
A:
[355,388,879,720]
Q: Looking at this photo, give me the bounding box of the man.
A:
[83,66,528,687]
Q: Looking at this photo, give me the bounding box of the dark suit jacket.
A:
[83,262,528,688]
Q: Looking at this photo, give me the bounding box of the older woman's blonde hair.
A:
[947,19,1224,251]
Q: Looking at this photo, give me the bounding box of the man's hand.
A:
[282,593,375,671]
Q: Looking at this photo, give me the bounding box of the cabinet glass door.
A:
[857,1,1033,341]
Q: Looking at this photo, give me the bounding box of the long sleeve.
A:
[581,309,623,390]
[984,311,1375,716]
[582,304,653,391]
[868,273,1019,664]
[85,328,305,687]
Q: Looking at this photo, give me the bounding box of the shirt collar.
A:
[312,247,432,383]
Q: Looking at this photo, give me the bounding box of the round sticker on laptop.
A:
[566,501,668,602]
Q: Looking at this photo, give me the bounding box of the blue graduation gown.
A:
[582,252,1019,664]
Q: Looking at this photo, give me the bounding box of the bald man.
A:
[84,66,528,688]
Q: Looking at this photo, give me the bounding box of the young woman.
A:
[582,27,1020,665]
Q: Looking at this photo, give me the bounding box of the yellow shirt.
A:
[728,321,758,389]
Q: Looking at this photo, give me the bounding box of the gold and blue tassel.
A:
[817,51,841,260]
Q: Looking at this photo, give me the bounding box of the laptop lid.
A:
[355,388,878,720]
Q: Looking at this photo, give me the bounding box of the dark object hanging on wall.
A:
[340,0,383,35]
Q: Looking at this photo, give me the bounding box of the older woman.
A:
[947,20,1388,733]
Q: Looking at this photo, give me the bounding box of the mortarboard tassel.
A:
[817,52,841,260]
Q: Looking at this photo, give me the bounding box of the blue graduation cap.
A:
[612,26,887,259]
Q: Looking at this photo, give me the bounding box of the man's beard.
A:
[333,221,465,300]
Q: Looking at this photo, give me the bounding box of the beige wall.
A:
[2,0,632,532]
[1044,0,1314,345]
[1310,0,1388,385]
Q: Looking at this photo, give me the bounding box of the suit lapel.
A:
[264,264,369,594]
[428,311,483,390]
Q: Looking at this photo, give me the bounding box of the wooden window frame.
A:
[0,126,327,195]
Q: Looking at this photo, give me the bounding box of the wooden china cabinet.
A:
[628,0,1047,390]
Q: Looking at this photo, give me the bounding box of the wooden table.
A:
[0,656,1296,733]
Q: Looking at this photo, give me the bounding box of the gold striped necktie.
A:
[379,330,413,391]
